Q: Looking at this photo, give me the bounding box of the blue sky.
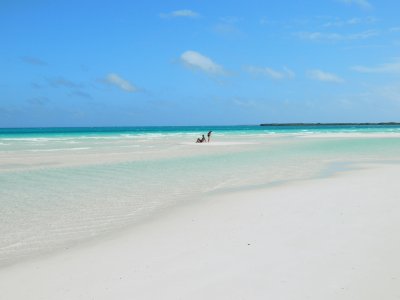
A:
[1,0,400,127]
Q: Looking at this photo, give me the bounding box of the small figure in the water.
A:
[207,131,212,142]
[196,134,206,143]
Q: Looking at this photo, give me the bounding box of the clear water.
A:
[1,125,400,267]
[2,124,400,138]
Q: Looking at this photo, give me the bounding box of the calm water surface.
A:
[1,125,400,267]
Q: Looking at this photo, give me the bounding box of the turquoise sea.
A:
[3,124,400,137]
[1,125,400,267]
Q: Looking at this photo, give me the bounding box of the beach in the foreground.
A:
[1,162,399,300]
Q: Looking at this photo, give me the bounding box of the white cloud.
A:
[307,70,344,83]
[106,73,137,92]
[338,0,372,10]
[297,29,378,41]
[180,51,226,75]
[160,9,199,18]
[351,59,400,74]
[245,65,295,80]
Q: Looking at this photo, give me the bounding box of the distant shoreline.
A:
[260,122,400,126]
[2,123,400,130]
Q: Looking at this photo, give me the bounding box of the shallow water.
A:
[1,126,400,267]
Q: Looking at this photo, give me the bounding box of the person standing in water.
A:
[207,131,212,142]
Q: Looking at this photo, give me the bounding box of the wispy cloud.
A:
[180,51,227,75]
[338,0,373,10]
[47,77,93,99]
[307,69,344,83]
[244,65,295,80]
[374,84,400,102]
[31,82,43,89]
[0,106,20,117]
[220,16,241,23]
[324,18,361,27]
[323,17,376,27]
[105,73,137,92]
[233,98,259,108]
[27,96,50,106]
[48,77,83,89]
[21,56,47,66]
[351,83,400,107]
[259,17,270,25]
[160,9,199,18]
[213,16,243,38]
[297,29,378,41]
[351,59,400,74]
[213,23,242,37]
[69,91,93,99]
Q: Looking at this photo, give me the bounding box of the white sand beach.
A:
[1,162,399,300]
